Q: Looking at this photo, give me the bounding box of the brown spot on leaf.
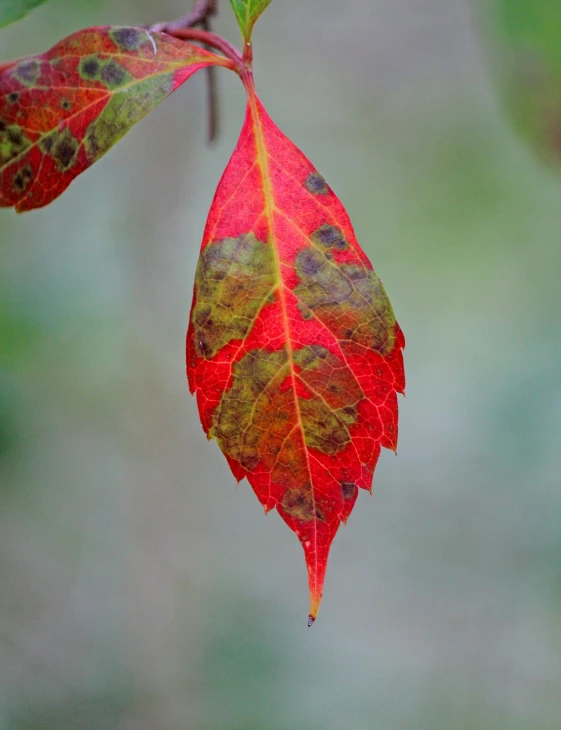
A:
[312,224,348,251]
[80,57,100,80]
[47,128,79,171]
[12,164,33,193]
[110,28,143,51]
[7,128,23,146]
[296,248,323,277]
[14,60,40,86]
[101,60,128,89]
[341,482,357,500]
[13,173,24,191]
[282,488,315,521]
[39,136,53,154]
[305,171,328,195]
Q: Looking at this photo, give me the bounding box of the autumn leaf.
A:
[0,0,50,28]
[0,26,234,212]
[229,0,272,42]
[187,71,405,624]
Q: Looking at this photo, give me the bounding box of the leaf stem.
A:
[242,41,253,65]
[150,0,240,63]
[167,27,242,67]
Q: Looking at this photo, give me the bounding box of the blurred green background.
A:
[1,0,561,728]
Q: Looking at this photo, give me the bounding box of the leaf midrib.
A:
[247,89,320,588]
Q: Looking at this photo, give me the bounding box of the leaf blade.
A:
[229,0,272,42]
[187,90,405,622]
[0,26,234,211]
[0,0,50,28]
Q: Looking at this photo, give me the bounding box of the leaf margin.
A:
[0,25,236,212]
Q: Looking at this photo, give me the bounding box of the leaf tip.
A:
[229,0,272,43]
[308,588,322,626]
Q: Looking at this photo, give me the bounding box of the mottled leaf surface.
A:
[0,26,233,211]
[0,0,50,28]
[229,0,272,42]
[187,80,405,623]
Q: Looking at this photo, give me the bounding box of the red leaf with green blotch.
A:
[0,26,234,212]
[187,75,405,624]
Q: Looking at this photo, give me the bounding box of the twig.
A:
[201,17,219,142]
[149,1,236,142]
[151,0,218,34]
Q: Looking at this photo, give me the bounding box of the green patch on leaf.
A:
[84,75,171,160]
[0,0,50,28]
[0,121,31,166]
[78,56,133,89]
[193,233,276,359]
[229,0,272,42]
[294,247,396,354]
[282,487,316,522]
[41,127,78,171]
[213,344,362,483]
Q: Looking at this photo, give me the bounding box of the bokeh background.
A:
[1,0,561,728]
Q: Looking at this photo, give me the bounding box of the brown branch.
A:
[151,0,218,34]
[201,17,219,142]
[149,1,241,143]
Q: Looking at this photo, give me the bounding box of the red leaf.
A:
[0,26,234,212]
[187,75,405,624]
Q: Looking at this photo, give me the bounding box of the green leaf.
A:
[480,0,561,168]
[0,0,51,28]
[229,0,272,43]
[495,0,561,71]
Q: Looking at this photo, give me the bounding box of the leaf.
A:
[187,80,405,624]
[481,0,561,167]
[0,0,50,28]
[229,0,272,43]
[0,26,234,212]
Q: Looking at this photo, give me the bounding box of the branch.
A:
[151,0,218,34]
[149,1,241,142]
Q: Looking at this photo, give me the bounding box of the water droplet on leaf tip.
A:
[308,615,315,627]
